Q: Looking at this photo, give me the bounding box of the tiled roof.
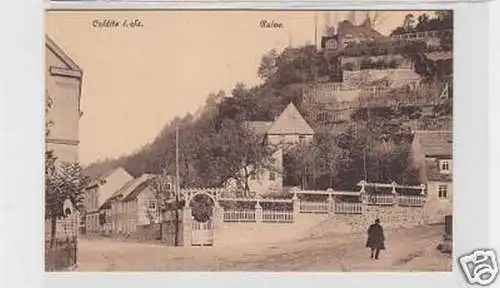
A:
[267,102,315,135]
[425,158,452,182]
[414,130,452,157]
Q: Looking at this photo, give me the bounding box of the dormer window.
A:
[440,160,451,174]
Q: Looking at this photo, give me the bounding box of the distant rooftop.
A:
[414,130,452,157]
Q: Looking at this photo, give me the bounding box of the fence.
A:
[334,202,363,214]
[299,201,329,214]
[223,209,256,222]
[45,236,77,271]
[363,194,396,206]
[397,195,426,207]
[262,210,294,223]
[45,214,79,271]
[390,29,452,40]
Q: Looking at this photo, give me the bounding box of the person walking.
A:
[366,218,385,260]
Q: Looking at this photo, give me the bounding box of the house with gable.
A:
[245,102,315,147]
[105,174,175,235]
[84,167,134,233]
[45,36,83,164]
[410,130,453,222]
[224,102,314,196]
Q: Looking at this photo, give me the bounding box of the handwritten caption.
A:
[92,19,144,29]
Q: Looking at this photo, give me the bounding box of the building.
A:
[224,102,314,196]
[84,167,134,233]
[224,148,283,197]
[321,19,385,52]
[45,36,83,164]
[106,174,175,235]
[245,102,315,147]
[410,130,453,222]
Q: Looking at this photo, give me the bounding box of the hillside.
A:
[84,12,453,191]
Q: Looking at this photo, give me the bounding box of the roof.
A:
[87,167,129,188]
[267,102,314,135]
[413,130,452,157]
[425,158,452,182]
[244,121,273,135]
[45,35,82,72]
[426,51,453,61]
[337,20,385,40]
[110,174,156,201]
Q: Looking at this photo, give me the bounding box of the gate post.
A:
[292,192,300,217]
[213,202,223,228]
[255,201,263,223]
[327,189,334,215]
[182,207,192,247]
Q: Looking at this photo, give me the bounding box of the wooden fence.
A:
[45,237,77,271]
[299,201,329,214]
[397,195,426,207]
[223,209,256,222]
[45,214,79,271]
[262,210,294,223]
[361,194,426,207]
[334,202,363,214]
[363,194,396,206]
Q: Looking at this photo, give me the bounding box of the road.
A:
[76,224,451,272]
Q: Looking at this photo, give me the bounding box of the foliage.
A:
[45,93,89,219]
[391,11,453,51]
[45,91,89,247]
[85,19,453,192]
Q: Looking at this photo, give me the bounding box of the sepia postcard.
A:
[45,9,454,272]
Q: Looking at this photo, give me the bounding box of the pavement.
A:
[75,224,451,272]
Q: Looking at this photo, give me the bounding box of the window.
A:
[440,160,451,173]
[269,171,276,181]
[438,185,448,199]
[250,173,256,180]
[148,200,156,210]
[299,135,305,143]
[166,183,172,190]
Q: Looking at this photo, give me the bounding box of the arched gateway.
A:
[183,189,221,247]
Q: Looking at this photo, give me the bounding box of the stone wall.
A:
[336,205,426,233]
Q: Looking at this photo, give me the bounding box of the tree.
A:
[45,91,89,247]
[257,49,279,81]
[149,169,176,242]
[205,118,276,197]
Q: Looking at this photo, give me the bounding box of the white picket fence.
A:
[262,210,294,223]
[363,194,396,206]
[397,195,426,207]
[299,201,329,214]
[334,202,363,214]
[223,209,256,222]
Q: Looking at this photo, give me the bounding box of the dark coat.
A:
[365,223,385,250]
